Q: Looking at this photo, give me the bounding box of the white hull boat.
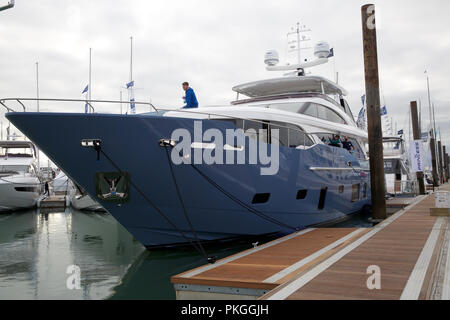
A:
[0,141,43,212]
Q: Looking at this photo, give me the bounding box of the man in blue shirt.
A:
[182,82,199,109]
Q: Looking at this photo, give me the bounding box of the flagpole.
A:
[35,61,41,169]
[120,90,123,115]
[130,37,133,83]
[36,62,40,112]
[89,48,92,113]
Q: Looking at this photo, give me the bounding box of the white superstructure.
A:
[0,141,43,211]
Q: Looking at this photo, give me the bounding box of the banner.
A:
[410,140,425,173]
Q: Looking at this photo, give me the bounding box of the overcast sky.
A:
[0,0,449,153]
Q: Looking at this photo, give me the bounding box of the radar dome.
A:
[264,50,279,66]
[314,41,330,59]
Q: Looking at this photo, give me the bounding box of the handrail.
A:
[1,98,368,146]
[0,98,158,113]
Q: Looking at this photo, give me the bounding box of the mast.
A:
[36,62,40,112]
[35,62,41,169]
[129,36,133,83]
[127,36,136,114]
[287,23,311,65]
[89,48,92,107]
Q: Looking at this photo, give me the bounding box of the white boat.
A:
[0,141,43,211]
[68,179,106,212]
[383,136,416,195]
[51,169,69,194]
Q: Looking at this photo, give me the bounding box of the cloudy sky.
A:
[0,0,449,153]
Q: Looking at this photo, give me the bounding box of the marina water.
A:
[0,208,373,300]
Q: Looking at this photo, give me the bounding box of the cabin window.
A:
[244,120,268,143]
[362,183,367,199]
[316,104,346,124]
[302,103,318,117]
[252,193,271,204]
[339,185,344,194]
[268,122,289,147]
[318,187,328,210]
[269,102,307,114]
[218,119,313,148]
[297,190,308,200]
[15,187,39,193]
[351,184,360,202]
[268,102,347,125]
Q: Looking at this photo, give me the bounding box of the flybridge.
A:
[232,76,348,98]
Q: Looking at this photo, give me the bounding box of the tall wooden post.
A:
[438,141,444,184]
[361,4,386,220]
[430,136,439,186]
[410,101,426,195]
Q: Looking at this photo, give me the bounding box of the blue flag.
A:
[82,85,89,94]
[380,105,387,116]
[327,48,334,58]
[398,129,404,135]
[126,81,134,89]
[130,97,136,114]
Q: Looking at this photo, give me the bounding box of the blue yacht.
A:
[5,41,371,248]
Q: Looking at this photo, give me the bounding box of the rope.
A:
[188,163,301,232]
[162,145,213,262]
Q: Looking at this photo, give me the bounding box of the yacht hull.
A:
[0,178,41,211]
[6,112,371,247]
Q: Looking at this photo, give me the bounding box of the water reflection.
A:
[0,208,144,300]
[0,206,373,300]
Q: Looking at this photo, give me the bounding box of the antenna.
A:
[287,23,312,64]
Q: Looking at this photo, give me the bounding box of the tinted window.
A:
[269,123,289,147]
[269,102,307,114]
[302,103,318,118]
[316,104,346,124]
[270,121,314,148]
[245,120,268,143]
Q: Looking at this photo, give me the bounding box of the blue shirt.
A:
[183,87,199,108]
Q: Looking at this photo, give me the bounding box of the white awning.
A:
[232,76,348,98]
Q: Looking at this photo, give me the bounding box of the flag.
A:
[327,48,334,58]
[130,98,136,114]
[356,107,366,129]
[361,94,366,106]
[126,81,134,89]
[398,129,404,135]
[380,105,387,116]
[82,85,89,94]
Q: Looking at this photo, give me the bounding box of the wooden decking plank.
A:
[264,193,443,300]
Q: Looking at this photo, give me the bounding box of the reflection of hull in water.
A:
[70,194,106,212]
[0,176,42,211]
[68,179,106,212]
[67,209,144,298]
